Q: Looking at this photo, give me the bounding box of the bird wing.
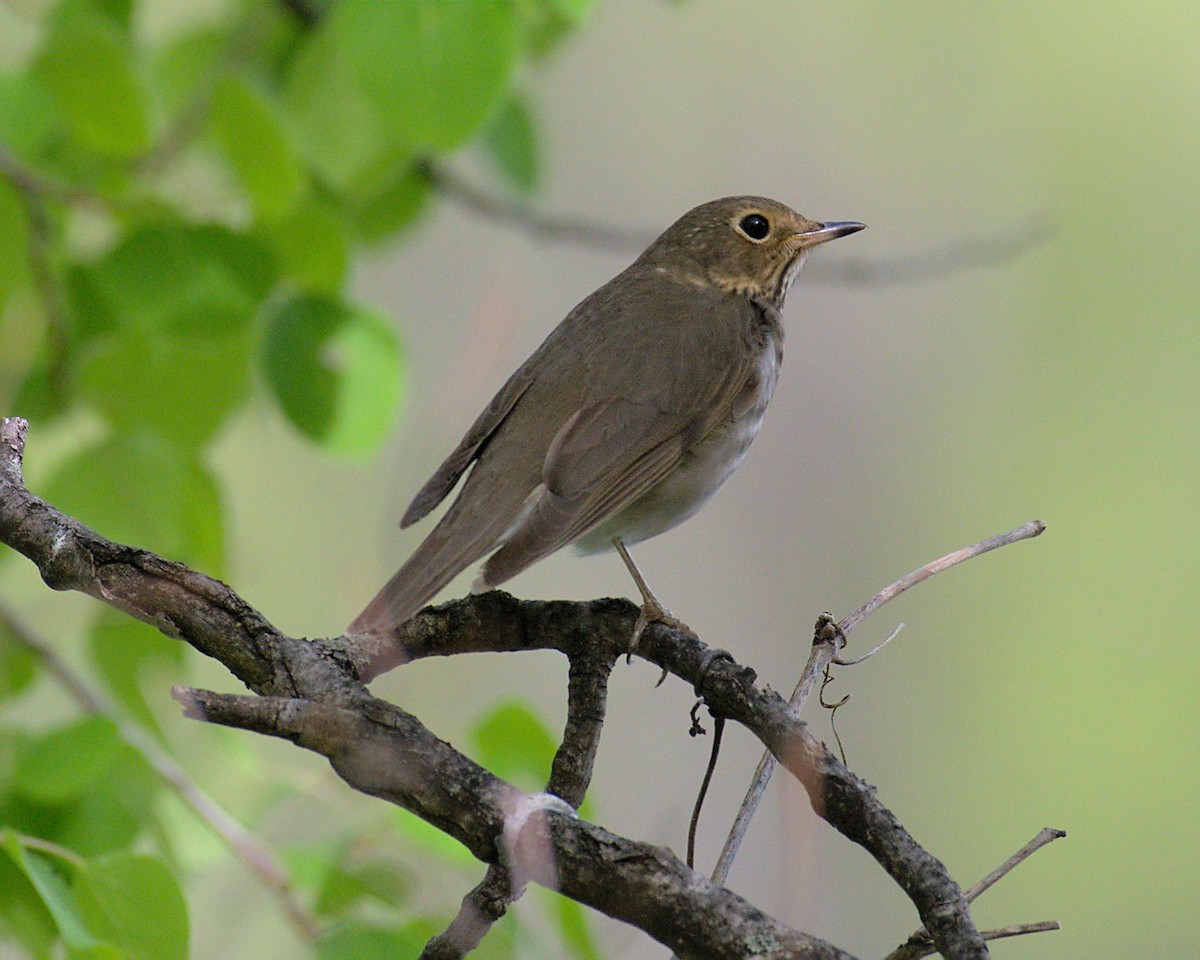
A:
[400,366,536,528]
[476,288,770,589]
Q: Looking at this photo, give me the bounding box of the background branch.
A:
[0,418,1012,959]
[712,521,1047,886]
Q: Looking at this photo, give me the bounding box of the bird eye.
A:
[737,213,770,241]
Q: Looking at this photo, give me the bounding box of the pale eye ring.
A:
[737,213,770,241]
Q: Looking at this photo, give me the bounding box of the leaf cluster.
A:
[0,0,598,956]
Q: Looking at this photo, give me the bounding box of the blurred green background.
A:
[1,1,1196,958]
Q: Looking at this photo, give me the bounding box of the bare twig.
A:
[882,828,1066,960]
[711,522,1046,886]
[0,601,320,943]
[890,921,1061,960]
[834,622,904,666]
[839,521,1047,635]
[812,216,1055,286]
[426,161,1051,283]
[964,827,1066,902]
[1,417,999,959]
[420,647,617,959]
[421,162,651,252]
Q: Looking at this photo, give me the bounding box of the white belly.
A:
[574,341,779,553]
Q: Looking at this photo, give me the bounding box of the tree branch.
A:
[712,522,1047,885]
[0,417,1017,959]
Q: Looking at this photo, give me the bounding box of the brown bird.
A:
[349,197,863,652]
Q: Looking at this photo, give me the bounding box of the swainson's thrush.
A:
[349,197,863,646]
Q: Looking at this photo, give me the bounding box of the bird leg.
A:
[613,538,693,671]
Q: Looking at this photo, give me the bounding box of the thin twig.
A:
[422,161,651,252]
[711,522,1047,886]
[834,622,904,666]
[420,646,618,959]
[882,828,1066,960]
[812,216,1055,286]
[427,161,1051,283]
[840,520,1046,636]
[0,602,321,943]
[964,827,1066,901]
[890,921,1061,960]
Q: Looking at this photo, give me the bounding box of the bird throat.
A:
[707,251,809,308]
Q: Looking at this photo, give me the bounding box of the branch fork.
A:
[0,417,1057,959]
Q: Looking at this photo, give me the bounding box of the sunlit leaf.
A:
[470,702,558,792]
[89,224,274,335]
[44,432,225,574]
[0,849,58,957]
[344,165,430,245]
[0,831,112,955]
[14,718,120,805]
[261,295,404,457]
[0,623,38,702]
[209,75,306,222]
[282,26,396,194]
[74,853,188,960]
[78,326,252,449]
[35,19,150,157]
[555,895,602,960]
[484,95,539,195]
[264,201,349,294]
[0,177,30,312]
[318,920,441,960]
[0,70,64,159]
[53,744,160,858]
[88,610,185,734]
[328,0,521,151]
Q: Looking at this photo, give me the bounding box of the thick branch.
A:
[0,418,1001,958]
[176,687,850,960]
[420,644,617,958]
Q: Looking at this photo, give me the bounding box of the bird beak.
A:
[795,221,866,247]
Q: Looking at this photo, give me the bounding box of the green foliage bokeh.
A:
[0,0,600,956]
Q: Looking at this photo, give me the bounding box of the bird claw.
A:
[629,597,693,689]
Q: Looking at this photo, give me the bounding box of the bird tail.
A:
[347,498,513,639]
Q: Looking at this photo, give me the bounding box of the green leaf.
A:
[151,27,225,117]
[88,610,185,734]
[0,626,38,702]
[11,349,72,426]
[0,177,31,310]
[74,853,188,960]
[52,0,134,33]
[209,75,306,222]
[0,70,62,164]
[318,920,441,960]
[344,165,430,245]
[554,895,601,960]
[484,96,540,195]
[328,0,521,151]
[1,831,113,955]
[470,702,558,793]
[35,19,150,157]
[391,809,475,867]
[0,848,58,958]
[261,295,404,457]
[78,326,252,449]
[542,0,597,22]
[52,745,160,857]
[264,201,348,294]
[313,859,409,917]
[44,432,225,573]
[89,224,275,335]
[14,717,121,805]
[282,26,396,194]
